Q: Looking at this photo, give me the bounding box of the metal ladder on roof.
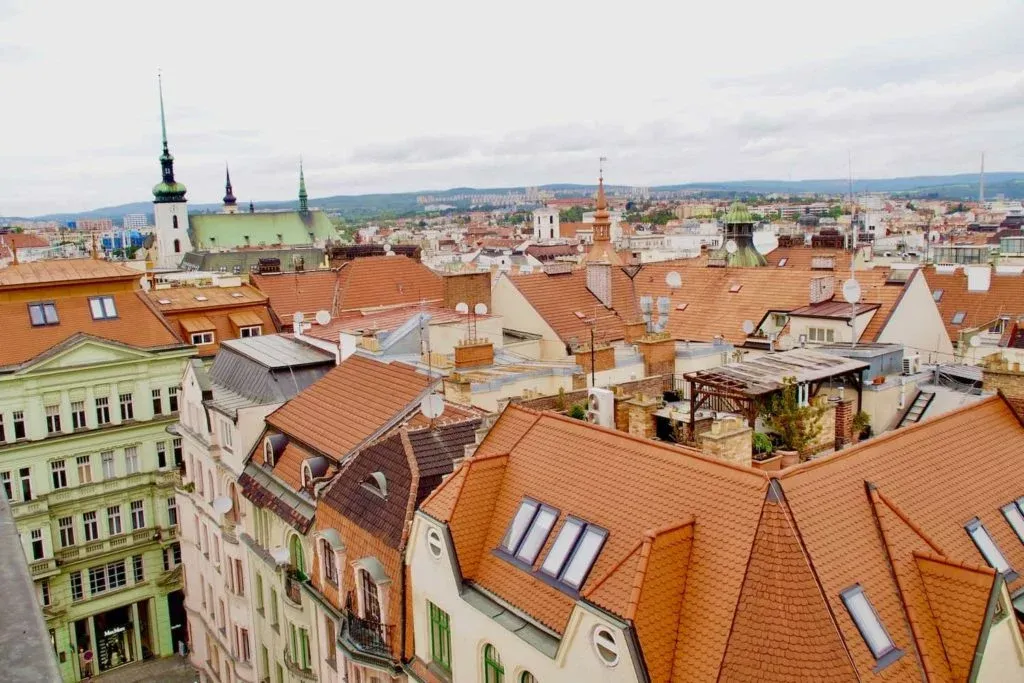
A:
[898,390,935,428]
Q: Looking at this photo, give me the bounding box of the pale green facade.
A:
[189,209,337,251]
[0,337,194,682]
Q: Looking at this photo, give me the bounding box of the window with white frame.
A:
[107,505,123,536]
[156,441,167,469]
[167,496,178,526]
[77,455,92,484]
[151,388,162,415]
[240,325,262,338]
[83,511,98,541]
[807,327,836,343]
[12,411,25,440]
[359,569,381,623]
[124,446,140,474]
[321,539,338,585]
[95,397,110,425]
[58,516,75,547]
[50,460,68,490]
[88,560,126,595]
[132,554,144,582]
[71,401,86,430]
[30,529,44,560]
[221,420,233,451]
[119,393,134,421]
[190,331,215,345]
[130,500,145,530]
[0,471,10,501]
[168,386,179,412]
[45,405,61,434]
[101,450,115,478]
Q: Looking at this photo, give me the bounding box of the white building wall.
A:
[876,272,955,363]
[154,201,191,269]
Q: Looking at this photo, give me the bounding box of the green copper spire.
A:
[153,73,187,203]
[298,157,308,212]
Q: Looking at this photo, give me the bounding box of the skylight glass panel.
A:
[514,506,557,564]
[966,518,1012,574]
[1003,503,1024,543]
[560,527,608,589]
[500,500,539,554]
[89,296,117,320]
[840,585,896,660]
[777,258,788,267]
[951,311,966,325]
[540,518,583,577]
[28,302,57,326]
[932,289,943,302]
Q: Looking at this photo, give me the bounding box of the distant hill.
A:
[11,172,1023,223]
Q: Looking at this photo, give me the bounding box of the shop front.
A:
[72,599,155,678]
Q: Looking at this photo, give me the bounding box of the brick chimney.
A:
[626,394,661,439]
[809,275,836,304]
[832,392,855,449]
[573,343,616,376]
[699,416,753,468]
[454,339,494,369]
[586,262,612,308]
[636,332,675,377]
[443,271,491,312]
[623,320,647,344]
[982,353,1024,418]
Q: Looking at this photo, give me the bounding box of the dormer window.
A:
[840,584,901,667]
[190,331,215,345]
[240,325,262,338]
[28,302,58,326]
[361,471,387,499]
[966,518,1017,579]
[264,437,276,467]
[89,296,117,320]
[499,499,558,566]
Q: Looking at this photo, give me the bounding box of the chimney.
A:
[699,416,753,468]
[586,262,612,308]
[636,333,675,377]
[982,353,1024,419]
[809,275,835,304]
[454,338,494,369]
[966,265,992,292]
[573,343,616,376]
[443,271,491,312]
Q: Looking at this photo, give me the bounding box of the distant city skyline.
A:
[1,0,1023,216]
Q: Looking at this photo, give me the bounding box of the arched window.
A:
[289,535,305,575]
[264,438,275,466]
[172,215,179,229]
[483,644,504,683]
[520,673,538,683]
[321,539,337,585]
[173,238,181,253]
[359,568,381,623]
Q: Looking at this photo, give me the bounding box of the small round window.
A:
[426,527,444,559]
[593,626,619,666]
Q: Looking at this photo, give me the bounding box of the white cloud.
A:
[0,0,1022,215]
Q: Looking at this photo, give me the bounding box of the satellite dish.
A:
[420,394,444,420]
[577,244,585,253]
[383,242,393,252]
[140,277,151,291]
[969,335,982,348]
[725,240,738,254]
[293,311,306,324]
[455,302,469,314]
[741,320,755,335]
[315,310,332,326]
[665,271,682,289]
[474,303,488,315]
[212,496,233,515]
[841,279,862,304]
[269,546,290,565]
[386,251,396,256]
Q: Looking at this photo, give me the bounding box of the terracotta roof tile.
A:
[150,286,277,357]
[922,267,1024,342]
[266,355,436,460]
[0,258,140,287]
[272,441,310,491]
[718,493,857,682]
[147,284,268,310]
[250,269,340,326]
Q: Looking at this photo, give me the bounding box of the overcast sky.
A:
[2,0,1022,216]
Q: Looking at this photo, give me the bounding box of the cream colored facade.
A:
[491,276,577,361]
[976,583,1024,682]
[407,513,643,683]
[874,272,954,362]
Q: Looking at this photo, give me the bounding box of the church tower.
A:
[222,164,238,214]
[298,158,309,213]
[152,74,191,268]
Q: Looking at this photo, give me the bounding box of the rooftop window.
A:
[729,284,743,293]
[777,258,788,267]
[965,518,1016,579]
[951,311,966,325]
[231,292,244,298]
[676,303,688,312]
[157,298,172,305]
[28,302,58,326]
[89,296,117,320]
[1001,500,1024,543]
[499,499,558,566]
[194,295,209,302]
[932,289,943,302]
[840,585,902,667]
[539,516,608,591]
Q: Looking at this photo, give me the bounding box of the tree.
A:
[828,205,844,219]
[568,403,587,420]
[760,376,828,460]
[559,206,584,223]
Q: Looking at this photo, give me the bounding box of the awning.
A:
[229,310,263,328]
[179,316,216,333]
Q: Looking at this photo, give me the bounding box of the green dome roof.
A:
[153,181,187,203]
[722,201,754,224]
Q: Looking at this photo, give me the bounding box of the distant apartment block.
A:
[122,214,148,230]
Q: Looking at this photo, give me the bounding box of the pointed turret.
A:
[298,158,308,213]
[152,74,187,204]
[249,200,255,214]
[222,164,238,213]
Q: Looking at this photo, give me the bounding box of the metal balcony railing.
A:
[342,591,393,661]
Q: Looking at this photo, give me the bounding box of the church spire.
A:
[152,73,187,203]
[223,164,237,206]
[593,158,611,242]
[298,157,308,212]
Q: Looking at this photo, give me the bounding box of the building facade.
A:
[0,259,194,681]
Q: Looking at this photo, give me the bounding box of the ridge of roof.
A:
[777,394,1003,479]
[868,485,947,557]
[400,427,420,549]
[911,550,997,579]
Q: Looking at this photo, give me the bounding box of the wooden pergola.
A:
[683,348,868,442]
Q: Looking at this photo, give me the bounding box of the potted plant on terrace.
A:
[752,432,775,461]
[760,376,828,465]
[852,411,871,443]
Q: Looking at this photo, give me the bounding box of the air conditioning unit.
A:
[586,388,615,428]
[902,354,921,375]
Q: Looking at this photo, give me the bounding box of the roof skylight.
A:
[1001,500,1024,543]
[932,289,943,302]
[157,298,172,305]
[729,284,743,293]
[777,258,788,267]
[965,518,1015,578]
[231,292,244,298]
[951,311,966,325]
[539,516,608,591]
[840,585,901,665]
[28,302,58,326]
[195,295,209,302]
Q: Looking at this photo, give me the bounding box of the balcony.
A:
[284,573,304,608]
[55,527,165,565]
[283,648,316,681]
[341,591,394,662]
[28,557,58,579]
[10,498,48,520]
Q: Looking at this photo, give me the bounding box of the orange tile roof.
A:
[0,233,49,250]
[922,267,1024,342]
[272,441,312,491]
[252,256,444,326]
[422,396,1024,681]
[765,247,851,269]
[147,285,268,311]
[0,290,183,368]
[266,355,437,461]
[0,258,140,287]
[301,302,484,343]
[507,270,625,344]
[150,286,277,357]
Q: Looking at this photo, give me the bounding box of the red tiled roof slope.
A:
[921,267,1024,341]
